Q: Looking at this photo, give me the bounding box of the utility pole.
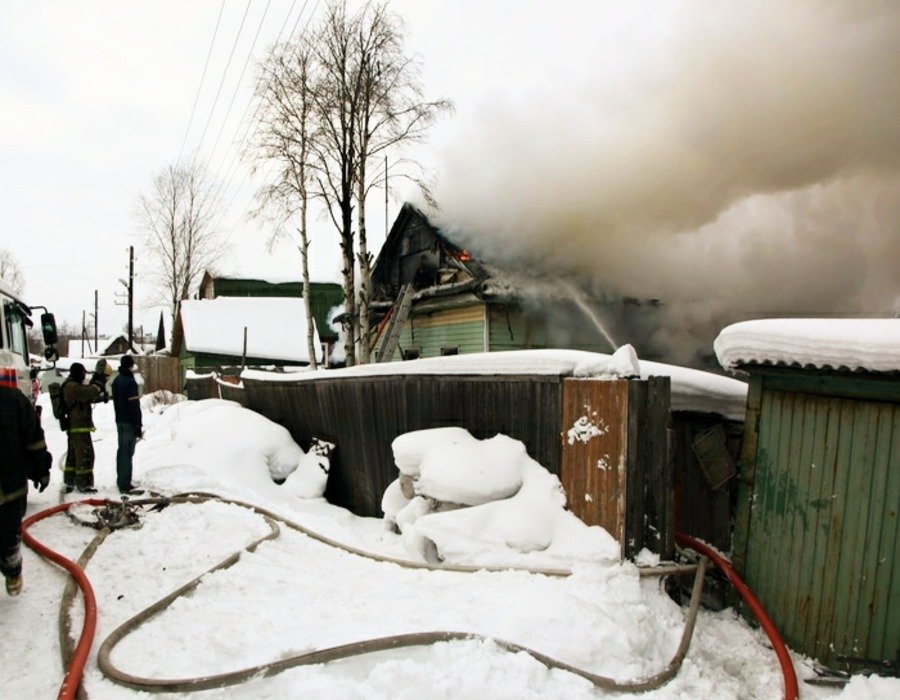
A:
[128,246,134,351]
[116,246,135,352]
[384,155,389,237]
[94,289,99,352]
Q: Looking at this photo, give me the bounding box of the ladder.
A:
[376,283,415,362]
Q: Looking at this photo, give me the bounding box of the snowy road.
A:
[2,395,895,698]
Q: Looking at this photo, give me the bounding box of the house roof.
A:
[198,272,342,343]
[178,297,323,363]
[715,318,900,374]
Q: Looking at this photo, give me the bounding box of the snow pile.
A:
[281,437,335,498]
[141,399,305,488]
[715,318,900,373]
[572,343,640,378]
[640,361,747,420]
[139,389,186,414]
[383,428,620,565]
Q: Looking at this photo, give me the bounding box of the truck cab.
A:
[0,276,58,397]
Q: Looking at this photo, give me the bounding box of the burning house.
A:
[368,204,665,363]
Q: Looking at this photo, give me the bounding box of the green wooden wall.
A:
[734,370,900,674]
[394,304,486,359]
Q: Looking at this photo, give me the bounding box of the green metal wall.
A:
[735,372,900,674]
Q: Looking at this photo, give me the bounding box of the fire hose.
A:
[22,493,790,698]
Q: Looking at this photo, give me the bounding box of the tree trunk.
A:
[341,201,356,366]
[357,155,372,364]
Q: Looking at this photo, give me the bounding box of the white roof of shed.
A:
[180,297,322,364]
[714,318,900,374]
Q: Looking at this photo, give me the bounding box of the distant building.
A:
[171,297,323,380]
[198,272,342,362]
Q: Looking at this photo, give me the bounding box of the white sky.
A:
[1,0,614,334]
[3,1,897,339]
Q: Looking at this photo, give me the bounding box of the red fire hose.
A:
[22,499,106,700]
[675,532,799,700]
[22,498,798,699]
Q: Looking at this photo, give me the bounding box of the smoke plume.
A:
[426,1,900,363]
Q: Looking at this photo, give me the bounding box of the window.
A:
[3,302,29,359]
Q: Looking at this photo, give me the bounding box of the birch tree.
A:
[253,0,450,365]
[136,163,225,328]
[252,42,321,369]
[351,4,452,362]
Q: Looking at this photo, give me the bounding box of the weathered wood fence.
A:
[134,356,182,394]
[184,372,676,559]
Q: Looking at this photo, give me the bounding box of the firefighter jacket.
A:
[0,385,51,504]
[62,378,103,434]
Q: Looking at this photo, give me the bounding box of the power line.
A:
[208,0,321,236]
[176,0,226,167]
[204,0,274,170]
[206,0,309,195]
[192,0,253,164]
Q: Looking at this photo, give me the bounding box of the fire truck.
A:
[0,276,58,397]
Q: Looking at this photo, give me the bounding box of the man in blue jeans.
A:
[111,355,142,494]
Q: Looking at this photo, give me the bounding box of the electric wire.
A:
[175,0,226,168]
[191,0,253,166]
[208,0,321,238]
[203,0,274,171]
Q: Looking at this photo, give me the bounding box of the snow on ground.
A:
[715,318,900,373]
[2,394,896,698]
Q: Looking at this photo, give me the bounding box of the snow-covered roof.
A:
[243,348,748,420]
[180,297,322,363]
[715,319,900,374]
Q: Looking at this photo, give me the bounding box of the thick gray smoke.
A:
[426,1,900,365]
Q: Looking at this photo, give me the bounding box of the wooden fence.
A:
[135,356,182,394]
[183,372,676,559]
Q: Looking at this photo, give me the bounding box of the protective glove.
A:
[32,473,50,493]
[28,451,52,490]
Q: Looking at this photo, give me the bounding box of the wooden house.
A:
[716,318,900,676]
[369,204,634,361]
[198,272,343,361]
[171,296,323,381]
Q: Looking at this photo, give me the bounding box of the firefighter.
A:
[61,362,107,493]
[0,384,52,595]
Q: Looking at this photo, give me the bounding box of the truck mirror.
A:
[44,346,59,362]
[41,313,58,345]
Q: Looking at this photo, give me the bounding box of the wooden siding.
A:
[393,304,486,360]
[488,304,616,354]
[736,380,900,673]
[134,356,182,394]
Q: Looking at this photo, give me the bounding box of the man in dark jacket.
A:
[62,362,106,493]
[111,355,142,494]
[0,384,52,595]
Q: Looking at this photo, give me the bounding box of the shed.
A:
[171,297,323,382]
[715,318,900,675]
[198,272,343,352]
